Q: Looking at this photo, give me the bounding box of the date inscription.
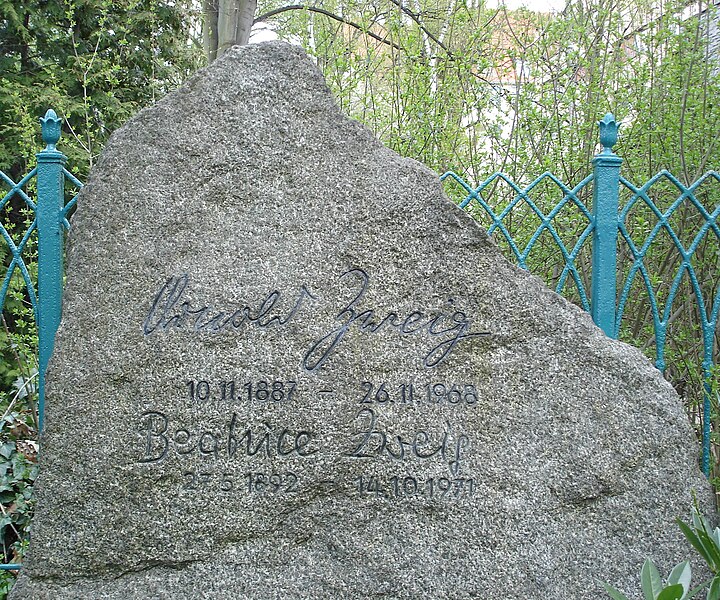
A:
[182,470,299,494]
[186,379,297,404]
[360,382,478,406]
[356,474,476,500]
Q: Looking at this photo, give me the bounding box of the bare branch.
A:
[385,0,452,56]
[254,5,403,51]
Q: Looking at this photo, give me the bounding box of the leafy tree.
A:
[0,0,204,179]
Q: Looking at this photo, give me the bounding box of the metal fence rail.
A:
[441,114,719,477]
[0,110,718,571]
[1,110,82,438]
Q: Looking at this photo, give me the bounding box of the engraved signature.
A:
[143,274,314,334]
[143,268,491,370]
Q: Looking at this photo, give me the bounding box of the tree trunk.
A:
[203,0,257,63]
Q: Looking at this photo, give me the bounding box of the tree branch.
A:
[385,0,452,57]
[254,5,403,51]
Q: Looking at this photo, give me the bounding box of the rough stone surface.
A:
[11,42,713,599]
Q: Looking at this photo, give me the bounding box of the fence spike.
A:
[36,109,67,431]
[590,114,622,338]
[39,109,62,151]
[598,113,619,154]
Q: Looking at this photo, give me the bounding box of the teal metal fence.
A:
[1,111,82,433]
[441,114,719,478]
[0,111,82,571]
[0,110,718,569]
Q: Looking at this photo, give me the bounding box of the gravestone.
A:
[11,42,712,599]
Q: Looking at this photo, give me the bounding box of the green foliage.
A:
[0,419,38,564]
[260,0,720,179]
[0,262,38,596]
[604,559,693,600]
[0,573,13,598]
[0,0,204,180]
[605,505,720,600]
[677,507,720,578]
[0,398,38,598]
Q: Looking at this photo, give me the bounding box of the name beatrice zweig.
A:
[142,267,491,371]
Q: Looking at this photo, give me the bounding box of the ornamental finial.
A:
[40,109,62,150]
[598,113,619,153]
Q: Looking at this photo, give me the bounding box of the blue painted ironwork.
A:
[615,170,720,475]
[1,112,81,435]
[441,171,595,312]
[35,110,67,431]
[442,114,718,477]
[591,114,622,338]
[1,168,39,323]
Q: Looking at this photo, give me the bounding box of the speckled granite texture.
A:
[10,41,712,600]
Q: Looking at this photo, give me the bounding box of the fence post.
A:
[590,113,622,339]
[35,109,66,431]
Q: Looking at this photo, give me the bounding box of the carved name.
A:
[345,408,469,476]
[143,268,491,370]
[138,411,318,463]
